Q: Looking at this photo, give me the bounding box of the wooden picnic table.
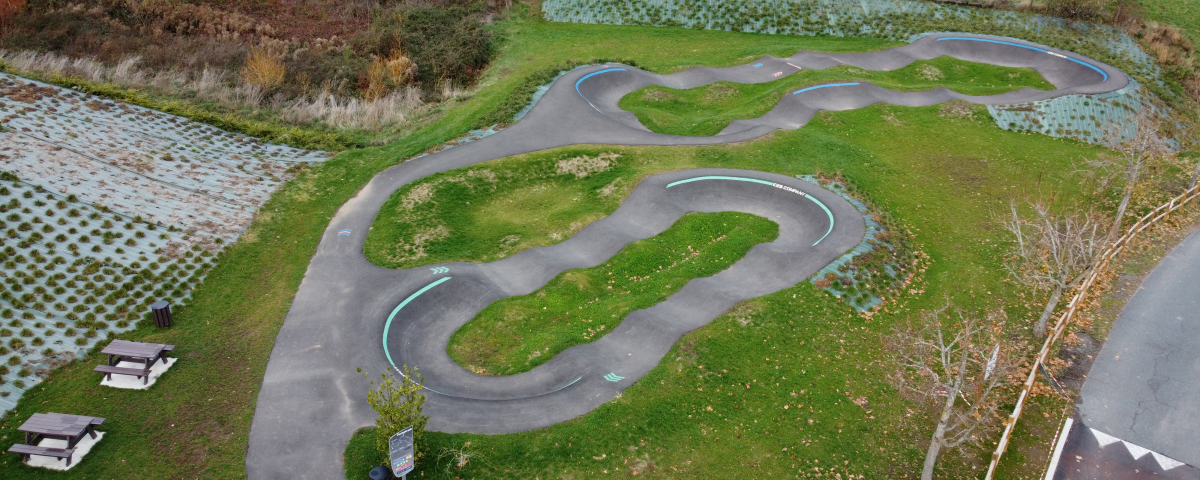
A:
[17,413,104,449]
[101,340,173,369]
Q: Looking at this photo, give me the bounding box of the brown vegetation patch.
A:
[385,225,450,264]
[641,88,677,102]
[556,152,619,178]
[938,100,974,119]
[704,83,739,102]
[917,64,944,81]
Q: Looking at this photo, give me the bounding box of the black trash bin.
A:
[368,466,390,480]
[151,300,172,327]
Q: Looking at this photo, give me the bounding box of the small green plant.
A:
[362,365,429,466]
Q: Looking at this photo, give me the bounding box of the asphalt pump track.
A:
[246,33,1130,478]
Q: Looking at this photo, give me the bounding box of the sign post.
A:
[388,427,415,478]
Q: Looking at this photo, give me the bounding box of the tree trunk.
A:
[922,389,958,480]
[1035,286,1064,338]
[1108,185,1134,240]
[1190,158,1200,191]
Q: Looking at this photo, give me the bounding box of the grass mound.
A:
[365,150,636,269]
[448,211,778,376]
[618,57,1053,136]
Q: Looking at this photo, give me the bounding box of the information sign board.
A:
[389,427,415,477]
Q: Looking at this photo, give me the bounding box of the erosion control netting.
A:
[798,175,917,312]
[542,0,1158,81]
[987,79,1177,149]
[0,73,332,243]
[0,73,330,415]
[0,176,216,412]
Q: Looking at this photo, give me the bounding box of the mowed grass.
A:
[618,57,1053,136]
[353,286,927,478]
[0,3,1114,478]
[358,99,1110,477]
[0,9,905,478]
[448,212,778,376]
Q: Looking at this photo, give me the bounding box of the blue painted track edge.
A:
[575,68,629,95]
[935,36,1108,81]
[382,276,585,399]
[792,82,861,95]
[383,276,453,370]
[666,175,834,245]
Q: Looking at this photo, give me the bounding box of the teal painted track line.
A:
[804,195,835,246]
[666,175,774,188]
[792,82,860,95]
[382,277,585,399]
[666,175,834,245]
[383,276,452,370]
[934,36,1109,81]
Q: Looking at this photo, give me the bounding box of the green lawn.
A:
[1136,0,1200,44]
[448,211,778,376]
[618,57,1053,136]
[357,95,1111,478]
[0,3,1127,479]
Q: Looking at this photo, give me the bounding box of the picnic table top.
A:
[18,413,105,437]
[102,339,170,358]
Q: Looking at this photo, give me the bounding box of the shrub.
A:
[242,48,286,89]
[1043,0,1106,21]
[384,3,494,94]
[365,50,418,100]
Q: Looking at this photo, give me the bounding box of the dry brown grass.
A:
[555,152,619,178]
[141,0,274,39]
[918,63,944,81]
[938,100,975,119]
[1141,22,1196,69]
[241,48,286,88]
[365,50,418,100]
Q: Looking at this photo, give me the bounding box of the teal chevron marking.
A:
[666,175,774,188]
[383,277,452,369]
[430,266,449,274]
[666,175,835,246]
[603,372,625,382]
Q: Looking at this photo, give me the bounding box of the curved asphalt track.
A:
[246,33,1130,479]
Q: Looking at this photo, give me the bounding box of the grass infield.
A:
[448,211,779,376]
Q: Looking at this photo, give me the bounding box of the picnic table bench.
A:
[94,364,151,384]
[8,413,105,466]
[7,444,75,466]
[101,340,175,369]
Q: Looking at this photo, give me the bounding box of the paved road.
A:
[245,33,1129,479]
[1079,228,1200,470]
[1054,420,1200,479]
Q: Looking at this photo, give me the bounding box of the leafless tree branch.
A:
[1002,200,1106,337]
[888,304,1018,480]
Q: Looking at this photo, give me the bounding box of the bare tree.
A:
[1185,126,1200,190]
[1093,106,1172,239]
[889,305,1017,480]
[1003,200,1106,337]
